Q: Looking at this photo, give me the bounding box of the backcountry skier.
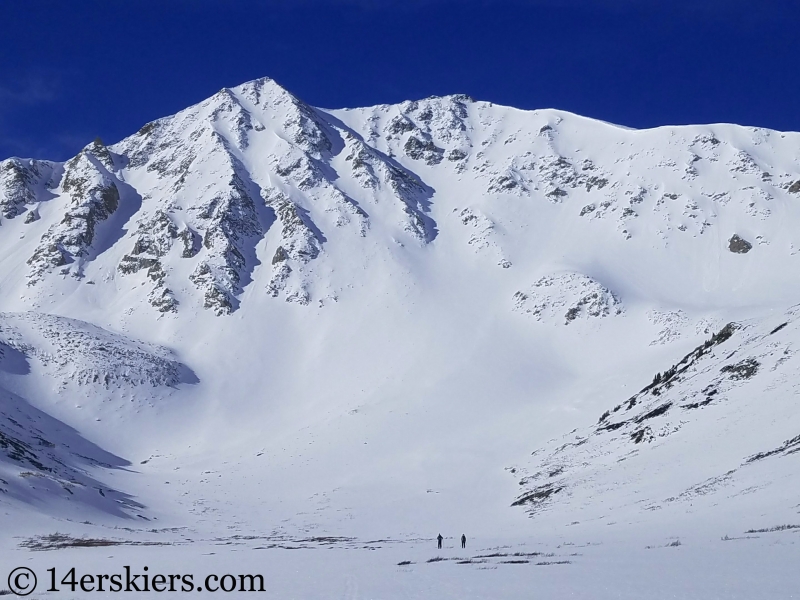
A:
[437,533,443,549]
[461,534,466,549]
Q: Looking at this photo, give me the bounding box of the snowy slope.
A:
[511,314,800,531]
[1,77,800,597]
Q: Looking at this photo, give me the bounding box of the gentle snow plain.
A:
[1,77,799,597]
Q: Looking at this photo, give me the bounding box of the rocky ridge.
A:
[510,312,800,519]
[2,77,800,319]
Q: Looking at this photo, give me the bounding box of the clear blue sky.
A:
[1,0,798,161]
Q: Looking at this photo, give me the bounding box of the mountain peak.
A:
[3,78,800,582]
[1,77,799,318]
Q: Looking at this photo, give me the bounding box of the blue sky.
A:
[1,0,798,161]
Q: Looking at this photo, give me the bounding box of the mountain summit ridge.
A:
[2,76,799,318]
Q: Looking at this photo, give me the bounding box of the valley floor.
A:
[2,523,799,599]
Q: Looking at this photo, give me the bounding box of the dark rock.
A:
[272,246,288,264]
[118,255,159,275]
[546,188,568,199]
[179,229,201,258]
[447,149,467,162]
[631,427,653,444]
[148,287,178,313]
[770,322,788,335]
[728,234,752,254]
[585,176,608,192]
[634,402,673,423]
[721,358,759,380]
[512,484,563,507]
[494,175,518,190]
[0,158,54,220]
[387,115,416,135]
[137,122,157,137]
[403,136,444,165]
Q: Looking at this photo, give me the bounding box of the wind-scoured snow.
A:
[0,312,194,389]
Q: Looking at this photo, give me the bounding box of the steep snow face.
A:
[2,76,800,545]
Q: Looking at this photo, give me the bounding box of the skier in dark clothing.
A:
[437,533,443,549]
[461,534,466,549]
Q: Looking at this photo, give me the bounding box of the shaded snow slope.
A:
[0,383,142,520]
[0,313,195,519]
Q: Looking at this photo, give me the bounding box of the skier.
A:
[437,533,443,549]
[461,534,466,549]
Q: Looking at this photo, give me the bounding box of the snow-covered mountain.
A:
[2,77,800,597]
[5,77,800,318]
